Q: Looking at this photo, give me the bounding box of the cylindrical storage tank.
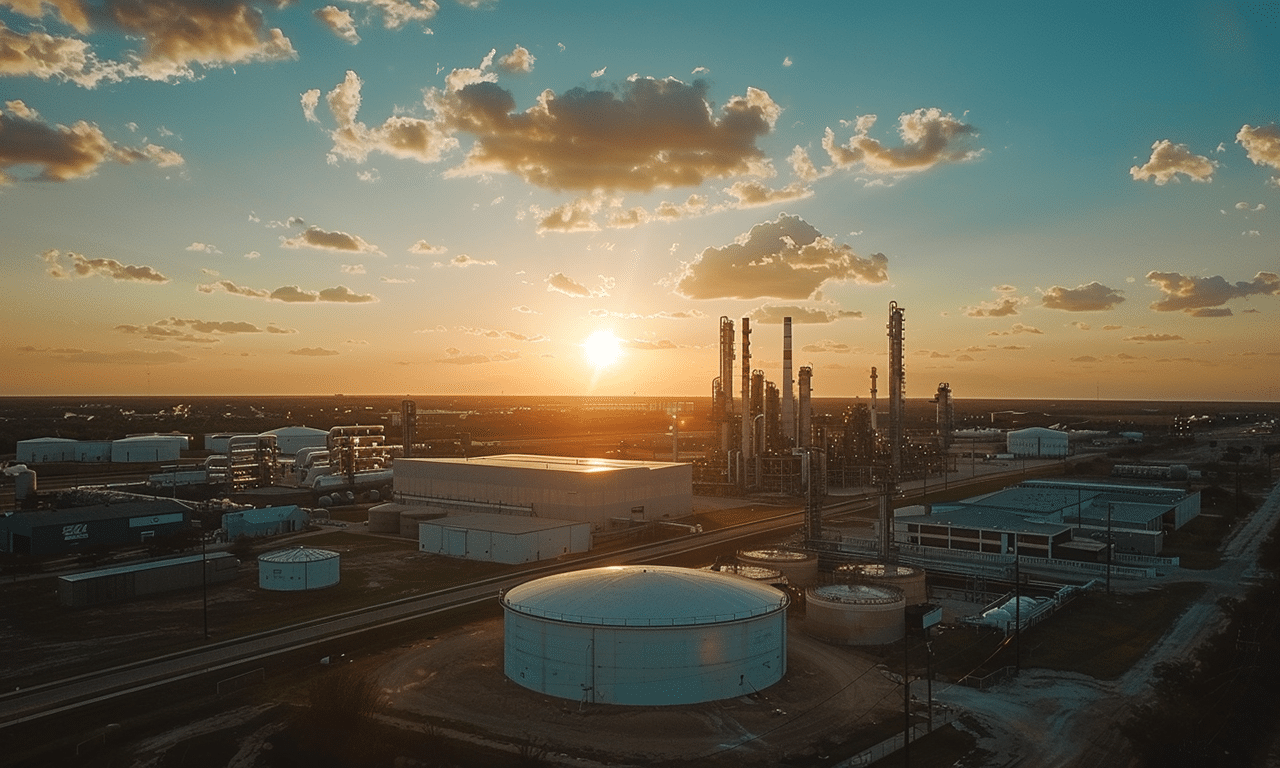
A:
[367,503,402,534]
[14,469,37,500]
[502,565,788,706]
[258,547,340,591]
[399,509,446,538]
[835,563,927,605]
[706,563,788,589]
[111,435,185,463]
[804,583,905,646]
[737,548,819,587]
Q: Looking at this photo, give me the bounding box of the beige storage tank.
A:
[399,509,447,538]
[367,502,403,534]
[737,548,819,586]
[835,563,927,605]
[706,563,788,589]
[805,583,905,646]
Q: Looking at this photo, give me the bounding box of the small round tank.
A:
[835,563,927,605]
[706,563,788,589]
[804,583,905,646]
[737,548,819,586]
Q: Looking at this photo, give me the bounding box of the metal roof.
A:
[222,505,306,524]
[60,552,236,581]
[259,547,339,563]
[502,565,787,626]
[1,499,190,527]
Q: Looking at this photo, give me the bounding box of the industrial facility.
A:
[258,547,340,591]
[501,565,789,706]
[0,498,191,556]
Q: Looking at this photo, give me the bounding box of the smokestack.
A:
[741,316,752,461]
[781,316,795,448]
[870,366,878,432]
[798,366,812,448]
[887,302,906,479]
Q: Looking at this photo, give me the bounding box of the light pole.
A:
[201,533,209,640]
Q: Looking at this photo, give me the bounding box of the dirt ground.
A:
[373,615,905,767]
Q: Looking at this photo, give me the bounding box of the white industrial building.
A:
[1006,427,1068,458]
[418,514,590,564]
[393,454,692,530]
[111,435,188,463]
[502,565,788,706]
[261,426,329,457]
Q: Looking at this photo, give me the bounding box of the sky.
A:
[2,1,1278,401]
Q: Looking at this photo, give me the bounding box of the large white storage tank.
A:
[111,435,187,463]
[258,547,340,590]
[16,437,78,463]
[1007,427,1068,458]
[502,565,788,706]
[261,426,329,458]
[805,583,905,646]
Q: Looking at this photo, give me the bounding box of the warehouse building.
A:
[0,499,191,555]
[893,479,1199,558]
[419,514,590,564]
[222,505,310,540]
[59,552,239,608]
[1006,427,1068,458]
[393,454,691,530]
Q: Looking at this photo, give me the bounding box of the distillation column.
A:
[869,367,879,432]
[781,316,795,449]
[740,316,753,468]
[718,316,735,454]
[887,302,906,478]
[798,365,812,448]
[934,382,954,451]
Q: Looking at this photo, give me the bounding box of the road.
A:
[935,478,1280,767]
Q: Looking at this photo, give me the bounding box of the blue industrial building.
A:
[0,499,192,556]
[222,505,310,540]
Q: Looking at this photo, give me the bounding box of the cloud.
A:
[408,240,447,255]
[535,196,603,233]
[289,347,340,356]
[822,108,981,176]
[1125,333,1184,342]
[437,254,496,267]
[987,323,1043,336]
[280,225,383,255]
[623,338,678,350]
[0,23,115,87]
[1040,282,1126,311]
[723,180,813,208]
[964,289,1026,318]
[1187,307,1233,317]
[801,340,851,354]
[588,309,706,320]
[513,305,538,314]
[546,272,611,298]
[315,6,360,44]
[674,213,888,300]
[41,249,168,283]
[346,0,441,30]
[598,194,710,230]
[459,326,548,342]
[304,70,459,165]
[340,264,365,274]
[1,100,183,183]
[1234,201,1266,212]
[1129,139,1215,185]
[437,348,521,365]
[1237,124,1280,177]
[1069,321,1091,331]
[198,280,377,303]
[1146,270,1280,313]
[1070,356,1099,363]
[379,276,414,283]
[750,304,862,324]
[498,45,535,73]
[185,242,220,254]
[32,347,192,365]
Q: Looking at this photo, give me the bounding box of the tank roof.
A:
[739,548,814,562]
[502,565,787,626]
[836,563,921,578]
[258,547,339,563]
[810,583,905,605]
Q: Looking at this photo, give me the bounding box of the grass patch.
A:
[930,582,1206,681]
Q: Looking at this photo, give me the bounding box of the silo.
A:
[258,547,340,591]
[835,563,927,605]
[14,469,37,501]
[502,565,788,706]
[737,548,819,586]
[805,583,905,646]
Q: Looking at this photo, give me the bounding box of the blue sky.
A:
[2,1,1278,399]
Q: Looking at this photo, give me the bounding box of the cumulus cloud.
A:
[546,272,611,297]
[185,242,220,253]
[436,254,495,268]
[498,44,534,73]
[41,249,168,283]
[987,323,1042,336]
[198,280,377,303]
[315,6,360,44]
[750,304,862,324]
[1129,140,1216,185]
[340,264,365,274]
[1040,282,1126,311]
[1237,124,1280,178]
[114,316,294,341]
[1125,333,1184,342]
[408,240,447,254]
[437,347,521,365]
[0,23,119,87]
[821,108,981,176]
[459,326,548,342]
[723,180,813,208]
[289,347,340,356]
[674,213,887,300]
[1,100,183,183]
[964,288,1027,318]
[1234,201,1266,212]
[801,339,851,354]
[280,225,383,255]
[623,338,678,350]
[309,69,781,194]
[1146,270,1280,313]
[1070,356,1099,363]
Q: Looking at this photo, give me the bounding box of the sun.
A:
[582,330,623,370]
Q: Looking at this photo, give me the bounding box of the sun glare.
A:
[582,330,623,370]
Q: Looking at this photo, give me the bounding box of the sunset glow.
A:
[1,2,1277,399]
